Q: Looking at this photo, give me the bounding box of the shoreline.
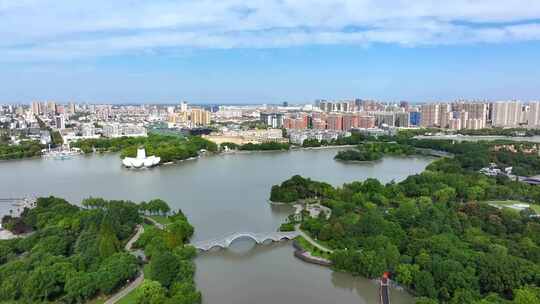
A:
[292,240,333,267]
[268,200,293,205]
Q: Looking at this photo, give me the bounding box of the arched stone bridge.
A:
[191,231,300,251]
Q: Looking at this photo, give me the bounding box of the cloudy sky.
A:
[1,0,540,103]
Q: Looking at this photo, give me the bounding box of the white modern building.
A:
[122,147,160,168]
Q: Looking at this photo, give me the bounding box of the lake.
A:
[0,148,434,304]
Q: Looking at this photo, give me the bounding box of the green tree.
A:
[513,286,540,304]
[414,271,437,299]
[98,220,120,258]
[136,280,167,304]
[396,263,419,287]
[149,251,181,288]
[64,272,98,303]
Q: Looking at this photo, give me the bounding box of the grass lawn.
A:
[485,200,540,214]
[148,215,171,226]
[295,236,331,260]
[116,287,139,304]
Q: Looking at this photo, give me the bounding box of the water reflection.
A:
[196,242,414,304]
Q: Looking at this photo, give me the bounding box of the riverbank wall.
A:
[292,240,332,267]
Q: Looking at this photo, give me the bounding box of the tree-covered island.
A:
[335,142,416,162]
[220,141,290,151]
[72,134,217,164]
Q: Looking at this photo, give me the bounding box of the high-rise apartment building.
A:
[180,101,188,112]
[394,112,410,128]
[46,101,56,116]
[463,103,488,128]
[373,112,395,127]
[419,104,439,127]
[409,111,421,126]
[326,114,343,130]
[260,113,284,128]
[438,104,451,128]
[190,108,211,126]
[458,111,469,129]
[358,115,376,128]
[448,118,461,130]
[31,101,41,115]
[69,103,76,115]
[492,101,522,127]
[342,114,358,130]
[528,102,540,128]
[55,115,65,130]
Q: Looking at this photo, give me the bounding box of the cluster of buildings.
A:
[288,129,348,145]
[256,100,540,135]
[102,123,147,138]
[418,102,488,129]
[203,128,286,145]
[418,100,540,129]
[167,101,211,127]
[3,98,540,150]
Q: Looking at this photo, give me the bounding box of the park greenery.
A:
[406,138,540,176]
[335,142,416,162]
[313,129,540,176]
[0,196,142,303]
[132,212,200,304]
[301,129,439,148]
[0,140,43,160]
[220,141,290,151]
[271,140,540,303]
[270,175,335,203]
[72,134,218,163]
[0,196,201,304]
[457,127,540,137]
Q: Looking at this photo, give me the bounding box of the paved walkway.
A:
[104,273,144,304]
[143,216,165,230]
[295,224,334,253]
[125,225,144,251]
[104,224,145,304]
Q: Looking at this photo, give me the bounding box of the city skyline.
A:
[1,1,540,103]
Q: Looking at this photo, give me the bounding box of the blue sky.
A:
[1,1,540,104]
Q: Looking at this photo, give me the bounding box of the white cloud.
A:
[1,0,540,61]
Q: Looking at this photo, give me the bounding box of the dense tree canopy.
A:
[335,142,416,162]
[270,175,335,203]
[133,209,200,304]
[273,140,540,303]
[0,196,143,303]
[0,140,43,160]
[72,134,217,163]
[239,142,290,151]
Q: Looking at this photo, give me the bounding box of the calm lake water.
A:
[0,148,434,304]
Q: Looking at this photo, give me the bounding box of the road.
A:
[104,224,145,304]
[104,273,144,304]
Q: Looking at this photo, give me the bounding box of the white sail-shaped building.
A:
[122,147,160,168]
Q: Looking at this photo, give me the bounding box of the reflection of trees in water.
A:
[269,202,295,214]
